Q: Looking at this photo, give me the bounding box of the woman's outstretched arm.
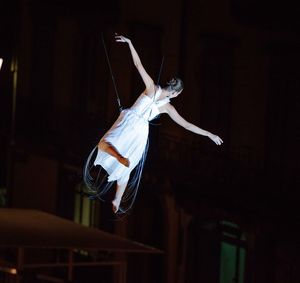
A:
[115,34,155,93]
[163,103,223,145]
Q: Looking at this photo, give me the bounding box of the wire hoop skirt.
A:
[83,109,150,214]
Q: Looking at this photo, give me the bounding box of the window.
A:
[220,221,246,283]
[74,183,96,227]
[0,187,7,207]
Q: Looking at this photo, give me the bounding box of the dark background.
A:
[1,0,300,282]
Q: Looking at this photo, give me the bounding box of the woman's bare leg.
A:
[98,141,130,167]
[112,176,129,213]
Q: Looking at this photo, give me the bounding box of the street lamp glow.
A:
[0,58,3,70]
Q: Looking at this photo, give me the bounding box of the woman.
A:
[84,34,223,214]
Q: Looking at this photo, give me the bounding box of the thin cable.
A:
[148,56,164,125]
[101,33,123,112]
[156,56,164,85]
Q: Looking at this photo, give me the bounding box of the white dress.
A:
[94,86,169,182]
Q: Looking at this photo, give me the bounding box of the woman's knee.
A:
[98,140,108,151]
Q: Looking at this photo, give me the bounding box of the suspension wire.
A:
[156,56,164,85]
[147,56,165,126]
[101,33,123,112]
[101,33,165,112]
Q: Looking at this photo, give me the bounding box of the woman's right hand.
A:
[115,33,131,44]
[115,32,154,90]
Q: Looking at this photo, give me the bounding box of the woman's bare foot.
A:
[112,198,121,213]
[118,156,130,167]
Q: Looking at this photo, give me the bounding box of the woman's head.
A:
[164,77,184,98]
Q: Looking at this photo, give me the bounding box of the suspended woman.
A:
[84,34,223,214]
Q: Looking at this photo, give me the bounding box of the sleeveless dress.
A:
[83,86,169,213]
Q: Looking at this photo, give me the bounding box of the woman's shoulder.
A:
[157,100,172,114]
[144,84,159,98]
[155,84,161,91]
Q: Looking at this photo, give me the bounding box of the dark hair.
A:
[166,77,184,93]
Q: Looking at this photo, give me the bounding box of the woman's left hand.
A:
[209,134,223,145]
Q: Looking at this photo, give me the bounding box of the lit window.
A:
[74,183,96,227]
[220,221,246,283]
